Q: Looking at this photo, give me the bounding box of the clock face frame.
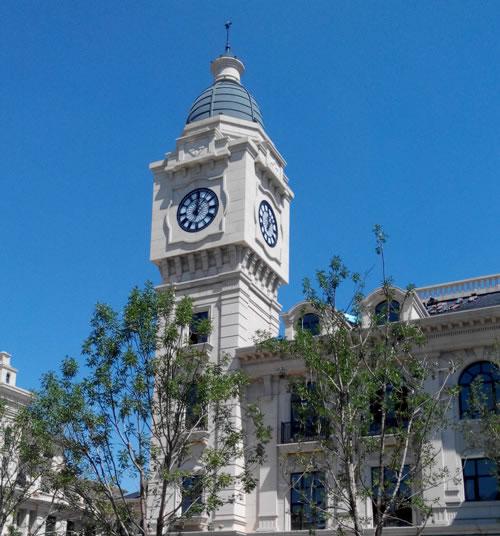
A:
[177,188,219,233]
[258,200,278,247]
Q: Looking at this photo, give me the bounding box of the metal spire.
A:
[224,20,232,54]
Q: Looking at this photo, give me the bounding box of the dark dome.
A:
[186,79,264,126]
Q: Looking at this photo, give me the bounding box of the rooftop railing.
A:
[416,274,500,301]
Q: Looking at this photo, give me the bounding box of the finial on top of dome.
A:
[211,21,245,83]
[224,20,232,55]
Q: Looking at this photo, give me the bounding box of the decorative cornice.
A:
[237,305,500,365]
[156,244,284,300]
[419,306,500,339]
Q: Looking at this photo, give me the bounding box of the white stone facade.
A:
[0,352,84,536]
[149,52,500,535]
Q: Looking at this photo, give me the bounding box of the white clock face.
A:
[177,188,219,232]
[258,200,278,247]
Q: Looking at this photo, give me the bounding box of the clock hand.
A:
[194,200,201,217]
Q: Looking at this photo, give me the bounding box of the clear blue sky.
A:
[2,1,500,391]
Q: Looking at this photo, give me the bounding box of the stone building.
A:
[149,48,500,535]
[0,352,83,536]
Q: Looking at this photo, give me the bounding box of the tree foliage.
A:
[35,283,269,536]
[259,227,457,536]
[0,397,61,535]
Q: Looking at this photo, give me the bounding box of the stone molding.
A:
[157,245,282,299]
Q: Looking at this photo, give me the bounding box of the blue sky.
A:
[1,1,500,391]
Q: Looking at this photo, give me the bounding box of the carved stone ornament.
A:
[185,140,208,158]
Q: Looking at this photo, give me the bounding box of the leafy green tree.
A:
[0,398,61,535]
[260,227,457,536]
[35,283,269,536]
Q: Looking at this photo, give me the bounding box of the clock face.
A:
[177,188,219,232]
[258,200,278,247]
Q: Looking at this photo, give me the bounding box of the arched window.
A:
[375,300,400,325]
[459,361,500,419]
[298,313,320,335]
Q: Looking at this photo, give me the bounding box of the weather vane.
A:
[224,20,232,54]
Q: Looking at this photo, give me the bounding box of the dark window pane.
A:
[300,313,320,335]
[463,459,476,477]
[477,458,495,476]
[465,479,476,501]
[185,383,207,430]
[371,466,412,527]
[182,475,203,514]
[459,361,500,419]
[478,477,498,500]
[290,472,325,530]
[190,311,209,344]
[462,458,500,502]
[375,300,400,324]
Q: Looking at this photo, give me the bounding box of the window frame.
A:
[181,475,203,515]
[369,384,409,435]
[462,458,500,502]
[290,471,326,531]
[458,361,500,419]
[374,300,400,325]
[298,313,320,335]
[371,465,412,527]
[185,383,207,431]
[189,310,209,345]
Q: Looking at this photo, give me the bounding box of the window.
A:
[185,383,207,430]
[298,313,320,335]
[16,469,27,487]
[369,384,409,435]
[371,466,412,527]
[83,526,96,536]
[189,311,209,344]
[463,458,500,501]
[181,475,203,515]
[45,516,56,536]
[66,521,75,536]
[290,472,326,530]
[281,382,327,443]
[5,373,10,384]
[459,361,499,419]
[16,510,25,528]
[375,300,400,325]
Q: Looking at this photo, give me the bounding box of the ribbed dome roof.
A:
[186,79,264,126]
[186,55,264,127]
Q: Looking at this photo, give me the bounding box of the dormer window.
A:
[375,300,400,325]
[298,313,320,335]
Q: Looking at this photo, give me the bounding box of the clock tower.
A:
[150,52,293,349]
[149,49,293,531]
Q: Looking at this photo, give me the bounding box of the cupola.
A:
[186,53,264,126]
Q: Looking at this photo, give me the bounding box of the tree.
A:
[35,283,269,536]
[259,227,457,536]
[0,398,62,535]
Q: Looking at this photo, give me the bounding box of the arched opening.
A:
[375,300,400,325]
[298,313,320,335]
[459,361,500,419]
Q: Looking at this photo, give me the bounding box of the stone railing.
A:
[416,274,500,301]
